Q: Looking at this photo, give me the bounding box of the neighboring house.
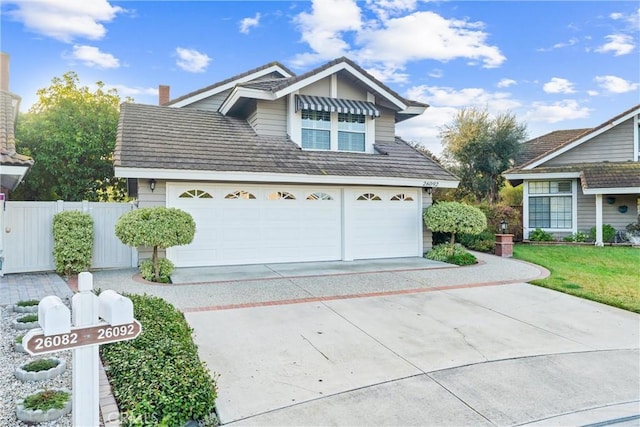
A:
[0,52,33,196]
[505,104,640,245]
[115,57,458,267]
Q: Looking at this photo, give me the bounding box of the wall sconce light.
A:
[423,186,433,196]
[149,179,156,192]
[500,219,508,234]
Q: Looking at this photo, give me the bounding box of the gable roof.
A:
[166,61,294,108]
[114,103,457,185]
[510,103,640,171]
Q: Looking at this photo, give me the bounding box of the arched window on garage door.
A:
[268,191,296,200]
[390,193,414,201]
[179,189,213,198]
[224,190,256,200]
[357,193,381,201]
[306,192,333,200]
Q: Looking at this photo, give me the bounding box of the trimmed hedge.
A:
[426,243,477,266]
[101,294,217,426]
[52,210,94,276]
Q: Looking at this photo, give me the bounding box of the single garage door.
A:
[167,184,342,267]
[348,188,421,259]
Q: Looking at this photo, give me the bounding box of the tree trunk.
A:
[449,233,456,254]
[152,245,159,282]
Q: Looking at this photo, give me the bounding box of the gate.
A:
[1,201,136,274]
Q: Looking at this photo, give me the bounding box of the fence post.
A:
[82,200,90,214]
[56,200,64,213]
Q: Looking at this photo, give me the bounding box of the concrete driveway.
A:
[91,253,640,426]
[187,285,639,426]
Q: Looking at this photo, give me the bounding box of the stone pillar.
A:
[495,234,514,257]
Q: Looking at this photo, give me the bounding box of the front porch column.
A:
[595,193,603,246]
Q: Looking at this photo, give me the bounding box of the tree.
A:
[424,202,486,251]
[12,72,127,201]
[115,207,195,282]
[440,107,527,204]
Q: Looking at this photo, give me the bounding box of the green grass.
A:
[513,244,640,313]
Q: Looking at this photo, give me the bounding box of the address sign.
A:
[23,320,142,355]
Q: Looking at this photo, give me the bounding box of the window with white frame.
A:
[301,110,331,150]
[338,113,365,152]
[528,180,572,229]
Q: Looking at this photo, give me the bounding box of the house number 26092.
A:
[97,324,135,339]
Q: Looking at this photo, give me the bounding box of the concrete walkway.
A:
[0,272,73,305]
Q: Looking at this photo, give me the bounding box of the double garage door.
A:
[167,183,421,267]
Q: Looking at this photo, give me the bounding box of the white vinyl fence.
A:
[1,201,136,274]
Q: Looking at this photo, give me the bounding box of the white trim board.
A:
[582,187,640,195]
[504,172,581,180]
[115,166,459,188]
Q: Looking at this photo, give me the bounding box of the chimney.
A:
[158,85,170,105]
[0,52,9,91]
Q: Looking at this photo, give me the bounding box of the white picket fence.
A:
[1,201,136,274]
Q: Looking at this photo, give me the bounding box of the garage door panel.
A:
[168,184,342,267]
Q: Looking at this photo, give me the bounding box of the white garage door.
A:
[167,184,342,267]
[348,188,421,260]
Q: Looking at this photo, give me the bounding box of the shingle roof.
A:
[165,61,294,106]
[511,103,640,171]
[0,90,33,167]
[115,103,457,182]
[514,128,592,166]
[510,162,640,190]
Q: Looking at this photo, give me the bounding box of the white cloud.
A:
[594,75,640,93]
[6,0,124,43]
[537,37,578,52]
[290,2,505,80]
[428,69,444,79]
[497,78,516,88]
[239,13,261,34]
[524,100,591,123]
[356,11,505,69]
[610,9,640,30]
[291,0,362,67]
[407,85,521,111]
[69,45,119,68]
[587,90,599,96]
[175,47,211,73]
[105,84,157,98]
[366,0,417,20]
[396,105,457,156]
[543,77,576,94]
[595,34,635,56]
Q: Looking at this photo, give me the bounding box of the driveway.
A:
[90,254,640,426]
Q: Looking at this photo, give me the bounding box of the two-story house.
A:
[505,104,640,245]
[114,57,458,267]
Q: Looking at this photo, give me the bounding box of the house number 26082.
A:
[34,333,79,350]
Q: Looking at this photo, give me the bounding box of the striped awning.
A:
[296,95,380,117]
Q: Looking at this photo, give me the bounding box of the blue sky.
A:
[1,0,638,155]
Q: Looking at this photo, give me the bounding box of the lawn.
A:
[513,244,640,313]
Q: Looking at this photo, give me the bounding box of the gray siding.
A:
[336,75,366,100]
[375,107,396,143]
[301,78,331,97]
[254,98,287,137]
[577,191,638,232]
[546,118,635,166]
[184,89,232,112]
[136,179,167,262]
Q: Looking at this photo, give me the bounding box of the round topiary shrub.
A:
[424,202,487,252]
[115,207,195,282]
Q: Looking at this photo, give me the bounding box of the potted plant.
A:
[13,299,39,313]
[12,314,39,330]
[14,334,27,353]
[16,388,72,424]
[15,357,67,382]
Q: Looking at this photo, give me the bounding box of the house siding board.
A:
[183,89,231,112]
[375,108,396,143]
[546,119,635,166]
[254,98,287,137]
[300,79,331,97]
[577,191,637,233]
[336,75,366,101]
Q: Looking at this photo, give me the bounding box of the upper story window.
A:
[338,113,365,152]
[301,110,331,150]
